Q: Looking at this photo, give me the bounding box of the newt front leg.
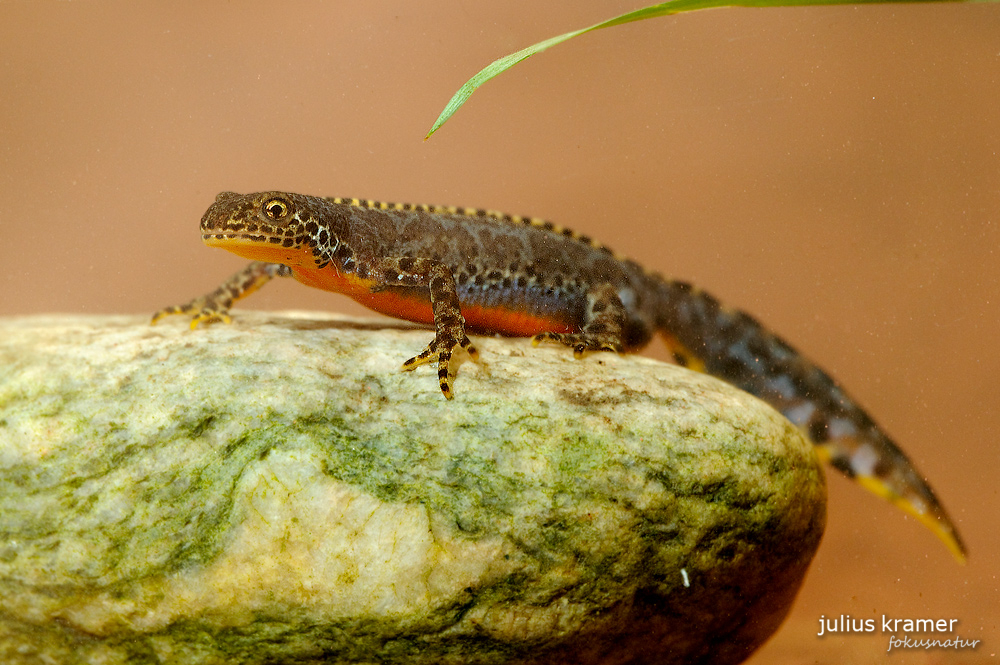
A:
[151,261,292,328]
[372,257,479,399]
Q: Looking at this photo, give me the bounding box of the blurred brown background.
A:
[1,1,997,662]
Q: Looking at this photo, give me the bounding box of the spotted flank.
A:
[153,190,966,562]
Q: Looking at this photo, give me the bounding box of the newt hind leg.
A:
[151,261,291,328]
[532,284,626,357]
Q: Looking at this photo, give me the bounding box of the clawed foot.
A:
[531,332,621,359]
[150,298,232,329]
[402,335,479,399]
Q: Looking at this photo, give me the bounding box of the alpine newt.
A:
[153,191,966,562]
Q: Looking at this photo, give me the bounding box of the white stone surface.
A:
[0,312,826,664]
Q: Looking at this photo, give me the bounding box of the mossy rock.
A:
[0,312,826,665]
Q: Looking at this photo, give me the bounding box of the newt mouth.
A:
[202,232,263,244]
[202,232,308,266]
[203,232,298,247]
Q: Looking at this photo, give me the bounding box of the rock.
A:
[0,312,825,665]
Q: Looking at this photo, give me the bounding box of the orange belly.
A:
[291,265,575,337]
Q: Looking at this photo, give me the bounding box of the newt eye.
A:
[263,198,289,220]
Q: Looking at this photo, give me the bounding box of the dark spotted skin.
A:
[153,191,965,561]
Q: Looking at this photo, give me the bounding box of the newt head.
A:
[200,191,337,269]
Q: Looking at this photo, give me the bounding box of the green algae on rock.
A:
[0,312,826,665]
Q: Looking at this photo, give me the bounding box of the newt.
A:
[153,191,966,562]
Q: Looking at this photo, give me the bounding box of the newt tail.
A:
[654,281,966,562]
[153,191,966,561]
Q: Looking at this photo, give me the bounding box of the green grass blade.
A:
[425,0,985,139]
